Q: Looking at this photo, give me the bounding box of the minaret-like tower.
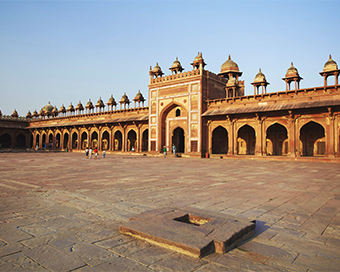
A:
[251,68,269,95]
[319,55,339,87]
[282,62,303,91]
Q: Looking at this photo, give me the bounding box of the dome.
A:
[85,99,94,109]
[286,62,299,75]
[67,103,74,111]
[52,106,58,113]
[221,55,239,73]
[194,52,203,61]
[134,90,145,101]
[33,110,38,117]
[107,95,117,105]
[26,111,32,118]
[11,109,18,117]
[39,109,44,116]
[153,63,162,73]
[120,93,130,103]
[41,102,53,113]
[323,55,338,72]
[59,104,66,112]
[96,97,104,107]
[76,101,83,110]
[171,58,182,69]
[254,68,266,83]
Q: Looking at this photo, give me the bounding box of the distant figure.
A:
[85,147,89,158]
[172,144,176,155]
[89,148,92,159]
[163,146,167,158]
[131,146,135,152]
[94,148,98,159]
[36,144,38,150]
[103,150,106,158]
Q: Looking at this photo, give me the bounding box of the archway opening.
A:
[266,123,288,156]
[36,134,40,148]
[72,132,78,149]
[42,134,46,148]
[91,131,98,148]
[102,131,110,150]
[172,127,185,153]
[48,134,53,149]
[237,125,255,155]
[0,133,11,148]
[30,133,33,148]
[212,126,228,154]
[16,134,26,148]
[300,121,325,156]
[142,129,148,152]
[114,131,122,151]
[63,133,69,149]
[127,130,137,151]
[56,133,61,149]
[81,132,88,149]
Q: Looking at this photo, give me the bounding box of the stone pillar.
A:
[326,113,335,157]
[233,122,238,155]
[255,116,263,156]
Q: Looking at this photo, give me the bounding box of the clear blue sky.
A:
[0,0,339,116]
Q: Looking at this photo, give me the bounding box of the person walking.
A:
[85,147,89,158]
[102,150,106,158]
[94,147,98,159]
[172,144,176,155]
[89,148,92,159]
[163,146,167,158]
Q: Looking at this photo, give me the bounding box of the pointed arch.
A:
[300,121,325,156]
[266,123,288,156]
[237,124,256,155]
[212,126,229,154]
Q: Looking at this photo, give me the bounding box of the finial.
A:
[228,55,231,60]
[259,68,261,72]
[150,66,152,70]
[291,62,294,66]
[329,54,332,59]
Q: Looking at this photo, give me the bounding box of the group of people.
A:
[163,144,176,158]
[85,147,106,159]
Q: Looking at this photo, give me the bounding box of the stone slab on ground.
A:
[120,206,255,258]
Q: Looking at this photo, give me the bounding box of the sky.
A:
[0,0,339,116]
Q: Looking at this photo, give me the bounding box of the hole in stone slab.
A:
[173,214,213,226]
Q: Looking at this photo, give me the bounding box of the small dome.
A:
[33,110,38,117]
[221,55,239,73]
[26,111,32,118]
[323,55,338,72]
[96,97,104,107]
[286,62,299,75]
[67,103,74,111]
[254,68,266,83]
[134,90,145,102]
[194,52,203,61]
[52,106,58,113]
[39,109,45,116]
[11,109,18,117]
[59,104,66,112]
[120,93,130,103]
[171,58,182,69]
[76,101,84,110]
[41,102,53,113]
[153,63,162,73]
[107,95,117,105]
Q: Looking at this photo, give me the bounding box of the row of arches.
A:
[0,133,26,148]
[33,128,148,152]
[212,121,326,156]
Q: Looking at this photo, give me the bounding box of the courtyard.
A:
[0,152,340,271]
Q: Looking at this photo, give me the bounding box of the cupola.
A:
[95,97,105,112]
[133,90,145,108]
[149,63,164,78]
[11,109,18,118]
[85,99,94,113]
[320,55,340,86]
[120,93,130,110]
[26,110,32,119]
[169,57,184,74]
[191,52,206,70]
[251,68,270,95]
[107,95,117,111]
[282,62,303,90]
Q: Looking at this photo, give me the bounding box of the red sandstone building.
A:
[1,53,339,160]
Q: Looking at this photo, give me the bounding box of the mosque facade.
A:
[0,53,339,160]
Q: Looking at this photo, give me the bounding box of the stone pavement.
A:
[0,152,339,271]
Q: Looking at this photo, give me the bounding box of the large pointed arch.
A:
[237,124,256,155]
[266,123,288,156]
[300,121,325,156]
[212,126,229,154]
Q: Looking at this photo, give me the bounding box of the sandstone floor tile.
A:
[149,253,206,272]
[63,241,116,266]
[0,242,25,258]
[0,252,48,271]
[129,246,175,266]
[24,244,85,271]
[95,256,151,272]
[94,233,134,249]
[108,239,151,256]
